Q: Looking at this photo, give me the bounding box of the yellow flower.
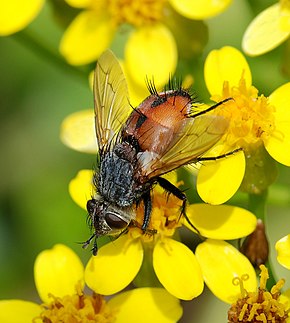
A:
[242,0,290,56]
[198,46,290,204]
[0,244,182,323]
[60,0,232,89]
[228,265,289,322]
[69,168,257,302]
[0,0,44,36]
[276,234,290,270]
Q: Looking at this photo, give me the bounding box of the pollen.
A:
[107,0,167,27]
[212,76,276,150]
[280,0,290,11]
[34,289,116,323]
[228,265,289,323]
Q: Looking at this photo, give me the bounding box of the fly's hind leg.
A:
[156,177,199,234]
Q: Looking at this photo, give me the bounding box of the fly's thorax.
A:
[87,197,134,236]
[98,147,137,207]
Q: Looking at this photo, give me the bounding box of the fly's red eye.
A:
[105,212,128,229]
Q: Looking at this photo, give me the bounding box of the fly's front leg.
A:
[156,177,199,233]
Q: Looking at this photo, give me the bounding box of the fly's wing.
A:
[94,50,132,152]
[138,114,228,179]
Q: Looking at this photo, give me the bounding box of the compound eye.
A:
[87,199,97,215]
[105,212,128,229]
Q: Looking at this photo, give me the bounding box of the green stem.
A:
[247,190,276,288]
[12,29,89,84]
[247,190,268,221]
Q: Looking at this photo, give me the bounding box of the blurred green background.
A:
[0,0,290,322]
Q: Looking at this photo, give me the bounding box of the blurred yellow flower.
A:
[60,0,232,89]
[69,168,257,302]
[276,234,290,270]
[0,0,44,36]
[0,244,182,323]
[198,46,290,204]
[242,0,290,56]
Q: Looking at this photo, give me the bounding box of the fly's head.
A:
[85,197,133,254]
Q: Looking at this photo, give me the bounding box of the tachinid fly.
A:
[84,50,233,255]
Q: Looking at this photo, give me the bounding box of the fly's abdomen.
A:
[98,152,135,207]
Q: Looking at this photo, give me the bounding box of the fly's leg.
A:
[82,233,98,256]
[197,148,243,162]
[141,190,152,232]
[156,177,199,233]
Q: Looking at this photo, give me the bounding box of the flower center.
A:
[212,76,276,150]
[35,291,116,323]
[107,0,167,27]
[228,265,289,323]
[129,182,183,241]
[280,0,290,11]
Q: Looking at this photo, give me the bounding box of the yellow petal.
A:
[0,300,41,323]
[60,109,98,154]
[169,0,232,20]
[153,238,204,300]
[120,60,151,107]
[275,234,290,270]
[265,82,290,166]
[108,288,183,323]
[242,3,290,56]
[64,0,92,8]
[0,0,44,36]
[85,235,143,294]
[197,150,245,204]
[69,169,94,210]
[60,11,115,65]
[195,239,257,303]
[34,244,85,303]
[204,46,252,96]
[184,204,257,239]
[124,23,177,89]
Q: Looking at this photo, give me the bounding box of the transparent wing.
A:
[138,114,228,178]
[94,50,132,151]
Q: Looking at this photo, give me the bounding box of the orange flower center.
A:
[212,76,276,150]
[106,0,167,27]
[34,291,116,323]
[228,265,289,323]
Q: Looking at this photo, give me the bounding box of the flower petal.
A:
[0,0,44,36]
[265,82,290,166]
[169,0,232,20]
[69,169,94,210]
[64,0,92,8]
[120,61,151,107]
[60,109,97,154]
[184,204,256,239]
[60,11,115,65]
[197,150,245,204]
[204,46,252,96]
[108,288,183,323]
[0,300,41,323]
[195,239,257,303]
[124,23,177,89]
[153,238,204,300]
[34,244,85,303]
[242,3,290,56]
[85,235,143,294]
[275,234,290,270]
